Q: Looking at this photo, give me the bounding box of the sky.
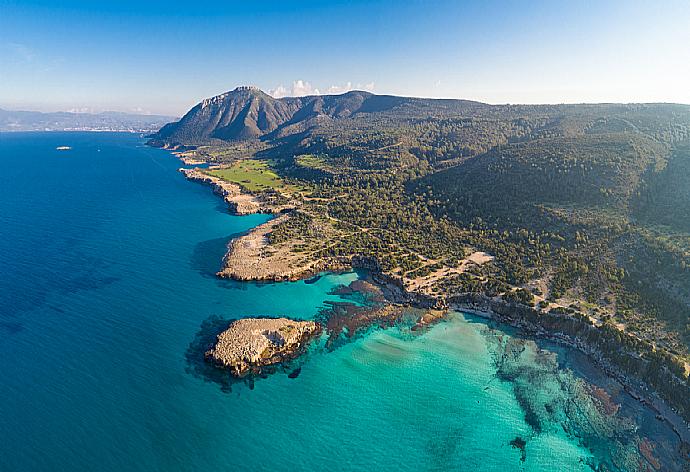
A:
[1,0,689,116]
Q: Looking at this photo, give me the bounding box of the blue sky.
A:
[1,0,689,115]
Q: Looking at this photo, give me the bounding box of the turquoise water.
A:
[0,133,683,471]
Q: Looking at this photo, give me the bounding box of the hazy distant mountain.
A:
[0,108,178,132]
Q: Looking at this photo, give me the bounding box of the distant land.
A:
[0,108,177,132]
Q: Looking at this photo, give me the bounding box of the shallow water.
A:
[0,133,684,471]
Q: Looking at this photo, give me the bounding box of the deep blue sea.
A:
[0,133,685,471]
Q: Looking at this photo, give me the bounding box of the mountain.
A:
[149,86,690,153]
[148,86,487,145]
[0,108,178,132]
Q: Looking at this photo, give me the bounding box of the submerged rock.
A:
[287,367,301,379]
[509,436,527,462]
[205,318,321,377]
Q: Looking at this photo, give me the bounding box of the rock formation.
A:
[205,318,321,377]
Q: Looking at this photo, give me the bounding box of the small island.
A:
[205,318,321,377]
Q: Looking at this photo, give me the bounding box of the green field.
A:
[207,159,286,192]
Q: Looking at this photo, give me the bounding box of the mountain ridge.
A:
[148,86,488,145]
[149,86,690,146]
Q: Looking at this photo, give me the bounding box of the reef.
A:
[483,327,683,471]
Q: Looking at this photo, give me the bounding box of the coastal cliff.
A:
[450,292,690,442]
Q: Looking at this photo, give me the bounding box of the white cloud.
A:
[268,84,289,98]
[292,80,319,96]
[325,82,353,94]
[268,80,318,98]
[268,80,375,98]
[67,107,95,114]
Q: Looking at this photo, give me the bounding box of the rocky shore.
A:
[179,168,265,215]
[173,150,206,165]
[216,214,345,281]
[205,318,321,377]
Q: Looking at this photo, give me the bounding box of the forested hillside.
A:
[421,133,690,353]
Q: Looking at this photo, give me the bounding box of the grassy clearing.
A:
[295,154,332,172]
[207,159,305,193]
[207,160,281,192]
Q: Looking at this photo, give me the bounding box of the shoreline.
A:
[179,167,268,215]
[169,145,690,449]
[455,303,690,445]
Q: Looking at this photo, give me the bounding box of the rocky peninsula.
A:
[205,318,321,377]
[217,213,352,281]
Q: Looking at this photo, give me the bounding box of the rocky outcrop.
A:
[179,168,263,215]
[205,317,321,377]
[173,151,206,165]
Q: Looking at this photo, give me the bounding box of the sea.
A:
[0,132,686,471]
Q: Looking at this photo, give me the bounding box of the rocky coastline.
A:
[173,150,690,447]
[179,167,266,215]
[216,213,351,281]
[449,293,690,445]
[340,258,690,443]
